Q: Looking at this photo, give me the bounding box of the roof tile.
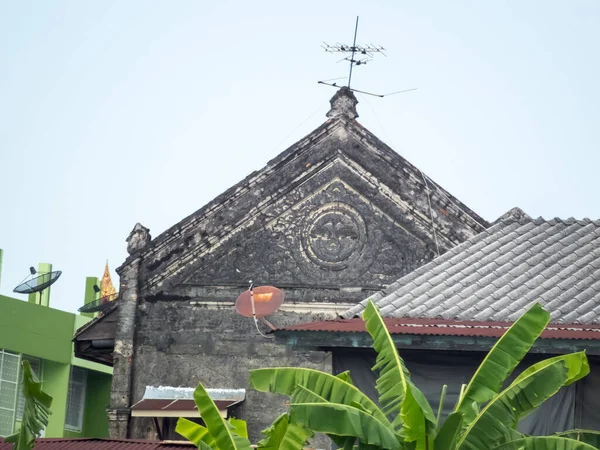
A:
[342,216,600,325]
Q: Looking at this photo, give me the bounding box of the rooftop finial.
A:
[127,223,151,255]
[326,87,359,120]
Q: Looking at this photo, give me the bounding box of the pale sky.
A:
[1,1,598,314]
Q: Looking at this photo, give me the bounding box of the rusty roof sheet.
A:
[277,317,600,340]
[0,438,193,450]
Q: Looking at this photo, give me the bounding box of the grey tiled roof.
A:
[343,213,600,324]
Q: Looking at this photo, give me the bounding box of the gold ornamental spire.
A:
[100,260,117,300]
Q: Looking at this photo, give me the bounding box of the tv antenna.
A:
[78,284,119,314]
[235,281,284,339]
[13,266,62,305]
[319,16,417,98]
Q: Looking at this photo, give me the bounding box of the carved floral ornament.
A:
[301,202,366,270]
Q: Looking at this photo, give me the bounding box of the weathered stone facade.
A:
[105,89,488,443]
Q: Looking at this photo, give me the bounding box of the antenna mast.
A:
[322,16,386,89]
[348,16,359,88]
[319,17,417,98]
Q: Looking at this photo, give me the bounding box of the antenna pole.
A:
[348,16,359,88]
[249,282,256,318]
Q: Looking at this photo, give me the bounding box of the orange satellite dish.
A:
[235,286,284,318]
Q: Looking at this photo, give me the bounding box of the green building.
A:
[0,249,113,439]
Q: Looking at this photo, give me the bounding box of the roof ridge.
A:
[492,207,531,224]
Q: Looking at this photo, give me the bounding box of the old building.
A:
[74,88,488,442]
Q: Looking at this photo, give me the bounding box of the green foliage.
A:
[250,367,389,425]
[457,352,589,450]
[176,384,251,450]
[256,414,313,450]
[4,360,52,450]
[555,431,600,448]
[363,301,437,447]
[177,383,313,450]
[181,302,597,450]
[453,303,550,426]
[175,418,216,450]
[249,302,597,450]
[492,436,598,449]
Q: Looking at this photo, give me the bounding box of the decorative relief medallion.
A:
[301,203,366,270]
[180,177,430,289]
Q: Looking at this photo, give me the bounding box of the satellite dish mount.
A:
[78,284,118,314]
[13,266,62,305]
[235,281,284,339]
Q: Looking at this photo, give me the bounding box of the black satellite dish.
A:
[78,292,118,313]
[13,267,62,304]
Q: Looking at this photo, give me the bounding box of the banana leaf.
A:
[176,417,216,450]
[229,418,248,439]
[454,303,550,425]
[555,430,600,448]
[434,412,463,450]
[291,385,359,449]
[289,402,404,450]
[192,383,252,450]
[256,413,313,450]
[492,436,598,449]
[457,352,590,450]
[337,370,354,384]
[250,367,391,426]
[4,360,52,450]
[363,301,436,442]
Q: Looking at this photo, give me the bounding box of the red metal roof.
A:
[277,317,600,340]
[0,438,193,450]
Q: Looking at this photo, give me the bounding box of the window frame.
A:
[0,350,21,437]
[64,366,87,433]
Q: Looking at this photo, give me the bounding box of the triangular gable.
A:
[119,91,488,303]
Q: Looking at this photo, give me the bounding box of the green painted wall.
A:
[42,361,70,437]
[60,370,111,438]
[0,295,74,364]
[82,371,111,437]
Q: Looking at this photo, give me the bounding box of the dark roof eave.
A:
[274,329,600,355]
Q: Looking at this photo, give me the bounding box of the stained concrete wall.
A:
[128,300,333,445]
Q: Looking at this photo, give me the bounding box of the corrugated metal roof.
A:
[343,214,600,325]
[130,386,245,416]
[278,317,600,340]
[0,438,193,450]
[131,399,234,414]
[138,386,245,402]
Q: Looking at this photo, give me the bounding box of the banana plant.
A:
[555,431,600,448]
[250,301,595,450]
[176,383,313,450]
[5,360,52,450]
